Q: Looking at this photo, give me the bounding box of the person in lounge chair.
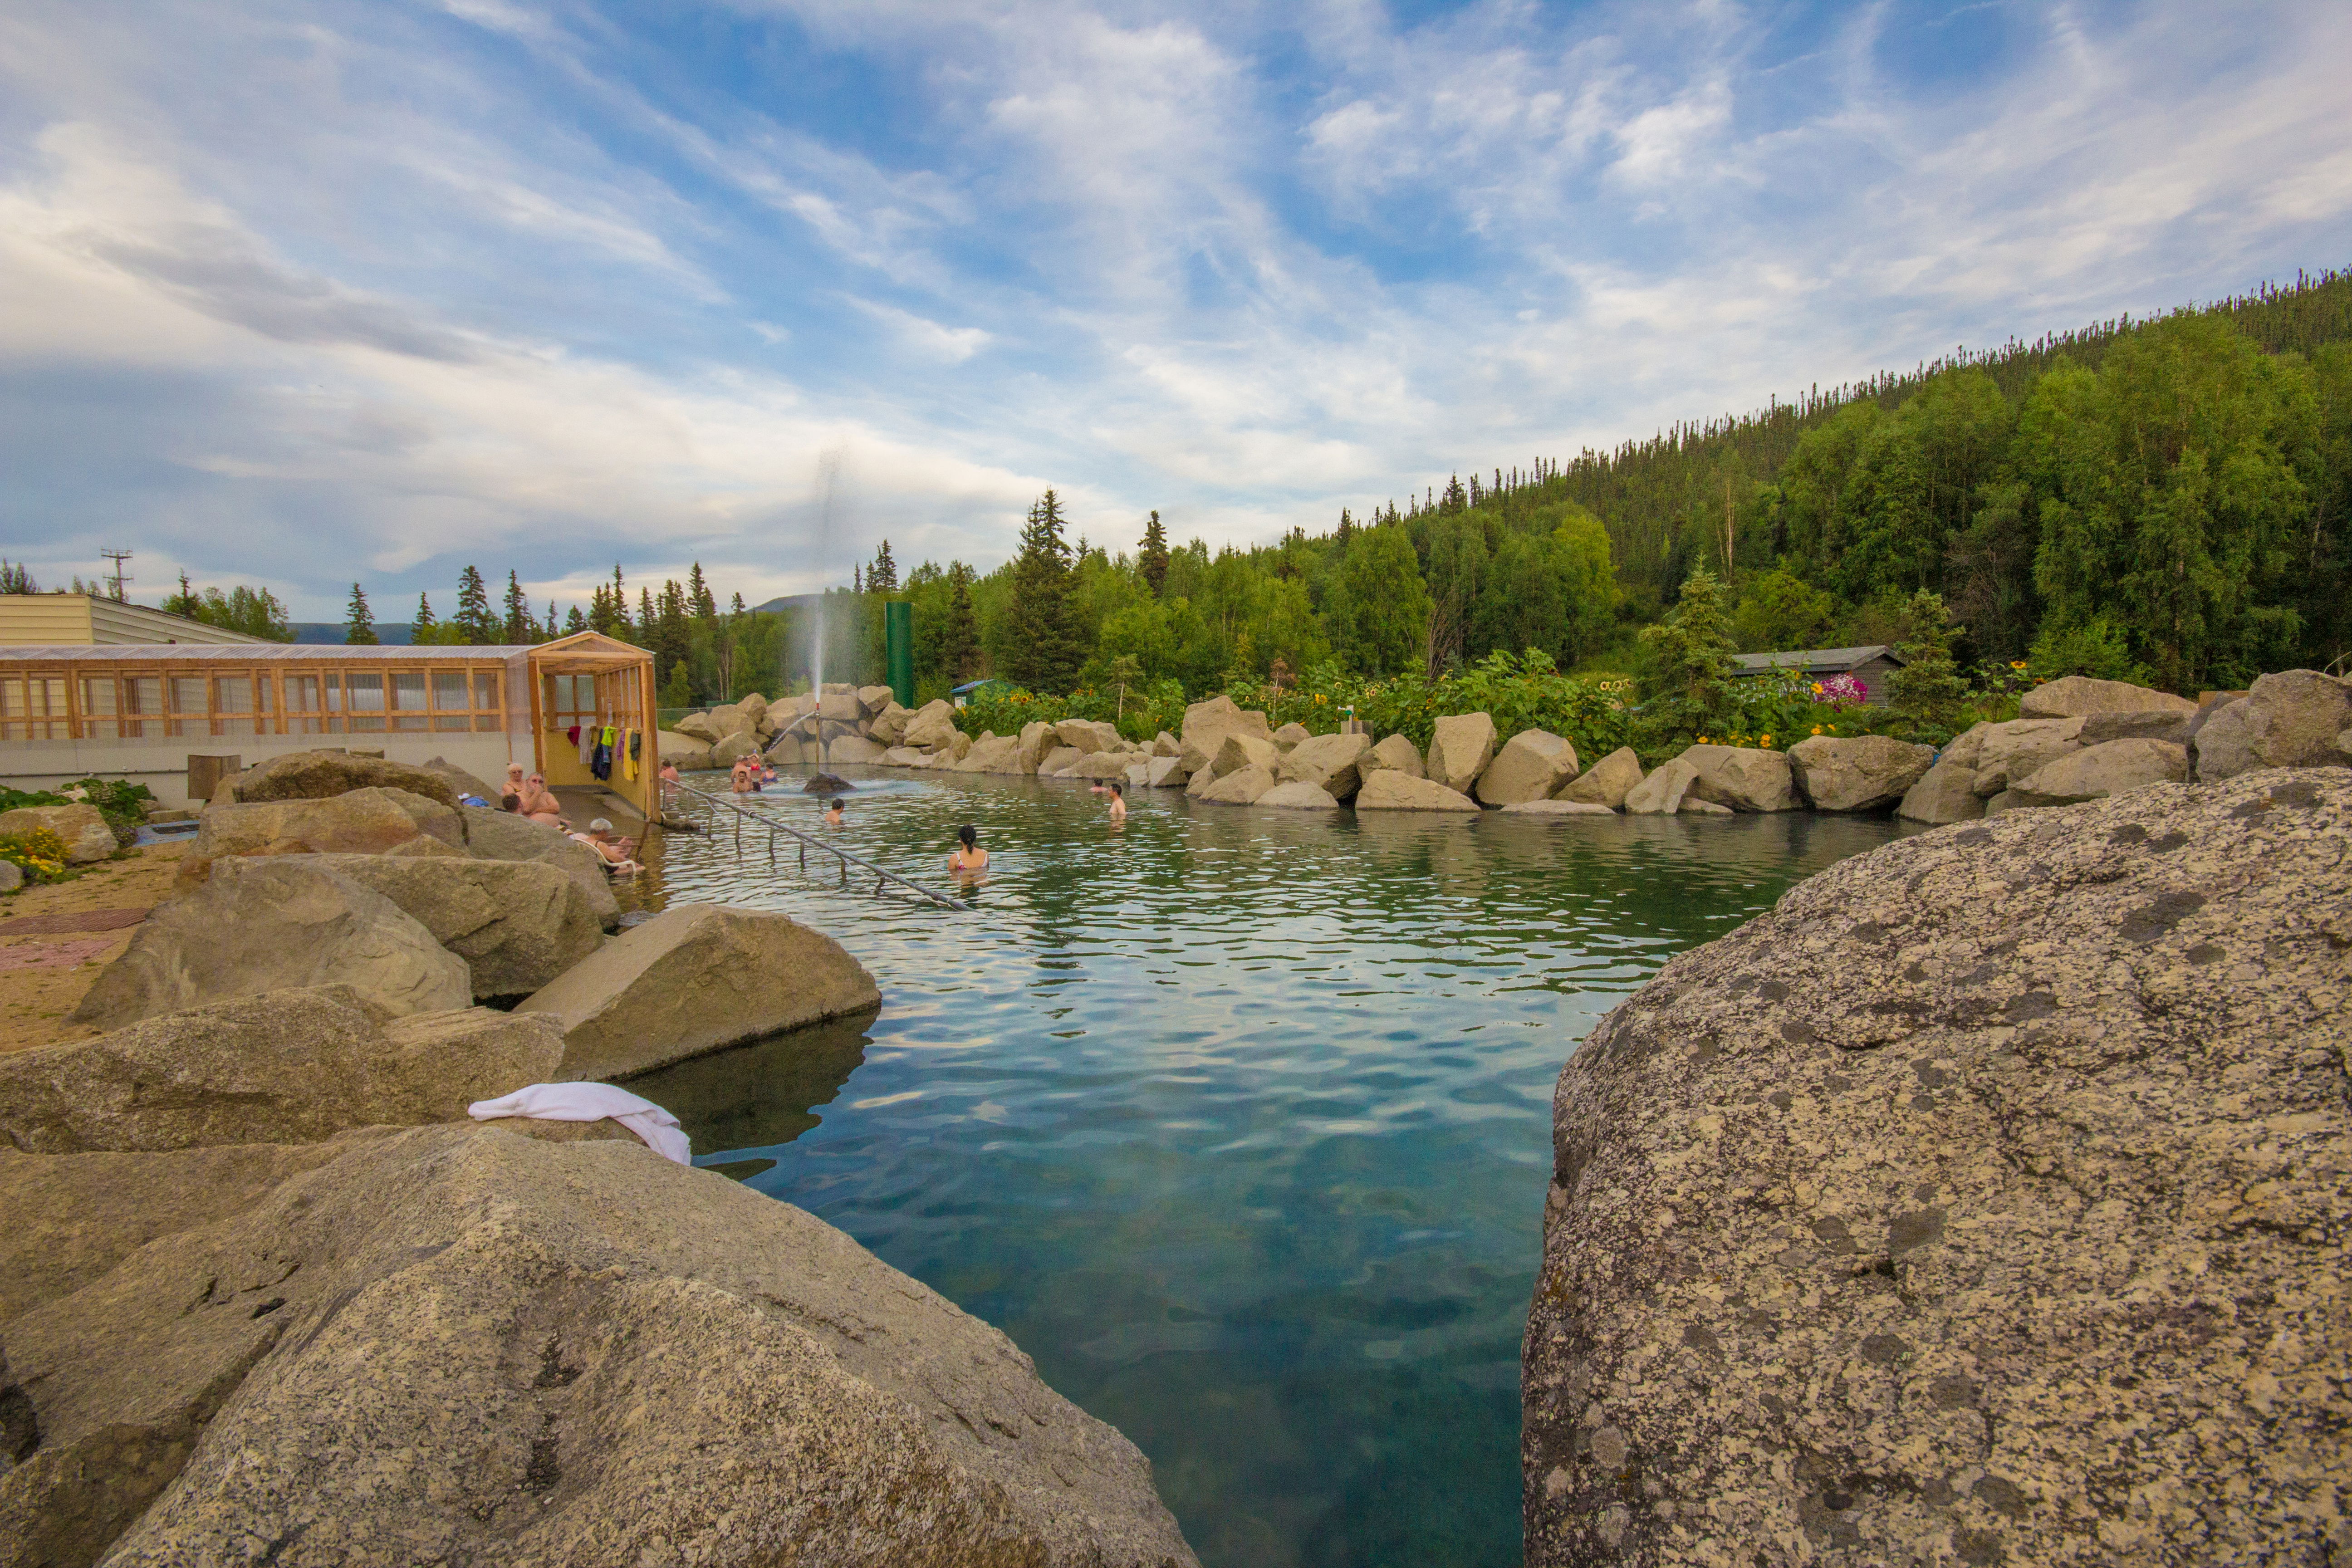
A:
[573,818,641,874]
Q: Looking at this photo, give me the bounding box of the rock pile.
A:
[0,746,1199,1568]
[1523,767,2352,1566]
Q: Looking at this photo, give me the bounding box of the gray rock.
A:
[671,711,720,743]
[1145,755,1188,788]
[1426,712,1499,795]
[710,730,764,764]
[1679,796,1733,815]
[1786,734,1936,812]
[219,750,461,809]
[0,803,118,864]
[1558,746,1642,809]
[1945,716,2085,794]
[417,755,502,803]
[1270,721,1311,750]
[1354,772,1480,811]
[1194,763,1280,805]
[1895,760,1985,825]
[4,1125,1199,1568]
[1063,750,1137,779]
[2007,737,2189,807]
[1054,718,1109,755]
[284,854,606,1000]
[2017,673,2196,719]
[854,684,893,716]
[2,986,560,1154]
[1357,732,1426,780]
[901,699,963,752]
[1254,780,1340,809]
[0,861,21,894]
[2075,709,2194,745]
[1524,768,2352,1568]
[180,786,469,887]
[825,734,887,764]
[1500,799,1617,817]
[1475,730,1581,806]
[1623,756,1698,815]
[1014,720,1055,773]
[70,860,471,1031]
[656,730,713,770]
[515,903,879,1080]
[461,808,622,929]
[1279,732,1373,799]
[1208,731,1283,780]
[869,702,915,747]
[1177,695,1272,774]
[2192,669,2352,781]
[1680,745,1799,812]
[952,735,1024,774]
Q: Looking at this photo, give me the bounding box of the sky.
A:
[3,0,2348,622]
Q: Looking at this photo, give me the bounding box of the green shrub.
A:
[0,777,152,848]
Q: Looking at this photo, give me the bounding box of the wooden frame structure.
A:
[525,631,661,821]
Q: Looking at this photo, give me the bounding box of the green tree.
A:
[1886,590,1969,726]
[1639,567,1738,731]
[1138,510,1170,596]
[343,583,378,645]
[869,540,898,594]
[1731,567,1839,652]
[411,592,438,643]
[452,566,496,644]
[1326,525,1431,676]
[941,562,981,680]
[687,561,716,622]
[1002,490,1084,691]
[501,570,534,643]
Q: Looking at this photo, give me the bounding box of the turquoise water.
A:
[625,770,1913,1568]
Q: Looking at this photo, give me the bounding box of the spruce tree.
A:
[411,592,437,643]
[869,540,897,593]
[1138,510,1170,597]
[637,587,655,646]
[564,605,587,634]
[942,562,981,679]
[1888,590,1969,726]
[688,562,716,622]
[454,565,495,643]
[501,570,533,642]
[343,583,378,645]
[1638,568,1738,733]
[1335,507,1355,546]
[1002,490,1083,691]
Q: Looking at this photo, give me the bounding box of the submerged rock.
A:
[515,903,879,1079]
[2,1124,1200,1568]
[71,859,471,1031]
[1524,769,2352,1567]
[2,986,560,1153]
[1499,800,1616,818]
[802,771,854,794]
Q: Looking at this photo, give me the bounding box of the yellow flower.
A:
[1811,681,1825,694]
[2009,660,2026,670]
[1811,725,1823,735]
[1760,735,1774,747]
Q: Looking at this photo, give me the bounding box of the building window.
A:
[347,672,386,731]
[214,675,256,737]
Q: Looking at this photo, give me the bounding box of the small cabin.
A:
[1729,645,1907,706]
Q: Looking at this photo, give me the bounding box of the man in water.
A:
[1106,780,1127,822]
[823,798,845,827]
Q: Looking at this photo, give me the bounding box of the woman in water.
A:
[1105,780,1127,822]
[948,823,988,875]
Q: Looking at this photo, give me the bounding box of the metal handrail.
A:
[668,781,970,911]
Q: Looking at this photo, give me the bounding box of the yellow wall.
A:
[0,598,93,643]
[0,595,279,646]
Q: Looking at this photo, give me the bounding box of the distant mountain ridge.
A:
[289,623,413,644]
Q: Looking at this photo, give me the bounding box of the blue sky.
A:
[3,0,2348,620]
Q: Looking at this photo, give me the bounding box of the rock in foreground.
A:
[293,852,607,1000]
[2,1124,1200,1568]
[70,859,471,1031]
[517,902,879,1079]
[1524,769,2352,1567]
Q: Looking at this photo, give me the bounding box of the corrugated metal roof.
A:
[1730,645,1905,673]
[0,644,537,662]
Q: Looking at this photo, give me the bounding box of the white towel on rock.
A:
[467,1082,692,1166]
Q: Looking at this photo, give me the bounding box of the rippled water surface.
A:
[624,769,1914,1568]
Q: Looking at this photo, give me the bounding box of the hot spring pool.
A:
[621,769,1916,1568]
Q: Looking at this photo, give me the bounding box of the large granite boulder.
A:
[710,730,764,765]
[516,903,879,1079]
[1475,730,1580,806]
[1145,756,1188,788]
[418,755,502,803]
[825,734,887,764]
[1178,696,1272,773]
[1015,720,1055,773]
[1255,780,1340,809]
[952,734,1024,773]
[671,711,721,743]
[2192,669,2352,781]
[1426,712,1499,795]
[71,859,470,1031]
[1786,735,1935,813]
[1,987,560,1153]
[1895,760,1985,825]
[657,730,714,770]
[1524,769,2352,1568]
[900,699,962,752]
[815,691,862,724]
[869,702,915,746]
[1559,746,1642,809]
[1270,721,1311,750]
[1623,756,1699,815]
[2017,673,2196,720]
[2075,709,2195,745]
[220,750,460,809]
[1194,764,1280,805]
[1354,773,1480,811]
[1063,750,1137,779]
[1941,716,2084,795]
[287,853,606,1000]
[1358,732,1426,780]
[1208,731,1283,780]
[0,803,114,864]
[0,1125,1200,1568]
[460,807,621,929]
[180,786,467,886]
[1680,744,1799,812]
[2006,736,2190,808]
[1279,732,1373,799]
[1054,719,1122,755]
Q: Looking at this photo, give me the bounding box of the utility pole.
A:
[99,548,133,601]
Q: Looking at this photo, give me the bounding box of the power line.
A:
[99,548,133,602]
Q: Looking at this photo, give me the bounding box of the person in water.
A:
[516,772,566,828]
[948,823,988,874]
[823,798,844,827]
[1105,780,1127,822]
[657,759,681,808]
